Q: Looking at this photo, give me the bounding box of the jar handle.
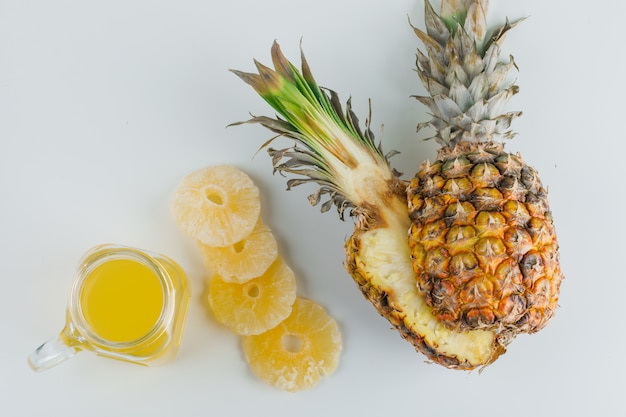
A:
[28,333,78,372]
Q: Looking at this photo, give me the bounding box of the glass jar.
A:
[28,244,191,372]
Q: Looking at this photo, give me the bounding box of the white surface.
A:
[1,0,624,415]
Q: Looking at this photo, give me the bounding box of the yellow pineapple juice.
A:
[28,244,191,372]
[80,258,165,343]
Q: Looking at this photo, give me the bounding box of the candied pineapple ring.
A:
[207,257,296,335]
[171,165,261,247]
[242,297,342,392]
[198,220,278,283]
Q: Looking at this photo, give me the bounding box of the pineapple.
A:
[242,297,342,392]
[231,0,562,370]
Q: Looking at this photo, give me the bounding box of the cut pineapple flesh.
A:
[171,165,261,247]
[208,257,297,336]
[242,297,342,392]
[197,220,278,283]
[357,217,497,365]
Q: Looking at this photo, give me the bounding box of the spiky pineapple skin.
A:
[408,142,562,334]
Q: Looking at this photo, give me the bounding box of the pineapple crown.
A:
[230,42,400,220]
[414,0,523,146]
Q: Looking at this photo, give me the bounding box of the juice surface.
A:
[80,258,164,343]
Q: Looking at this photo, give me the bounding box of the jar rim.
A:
[68,244,174,350]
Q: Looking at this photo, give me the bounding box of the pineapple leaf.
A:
[415,0,522,146]
[231,41,399,219]
[439,0,471,35]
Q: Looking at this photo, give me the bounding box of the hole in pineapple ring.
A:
[203,185,226,206]
[282,334,303,353]
[232,240,245,253]
[245,283,260,298]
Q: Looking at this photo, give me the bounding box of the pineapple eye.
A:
[421,175,445,196]
[425,247,450,275]
[470,163,500,183]
[449,252,479,275]
[420,220,447,244]
[445,225,476,244]
[441,156,471,177]
[443,177,473,200]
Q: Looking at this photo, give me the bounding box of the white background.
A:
[1,0,624,415]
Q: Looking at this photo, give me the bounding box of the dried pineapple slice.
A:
[242,297,342,392]
[208,257,296,335]
[171,165,261,247]
[198,220,278,283]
